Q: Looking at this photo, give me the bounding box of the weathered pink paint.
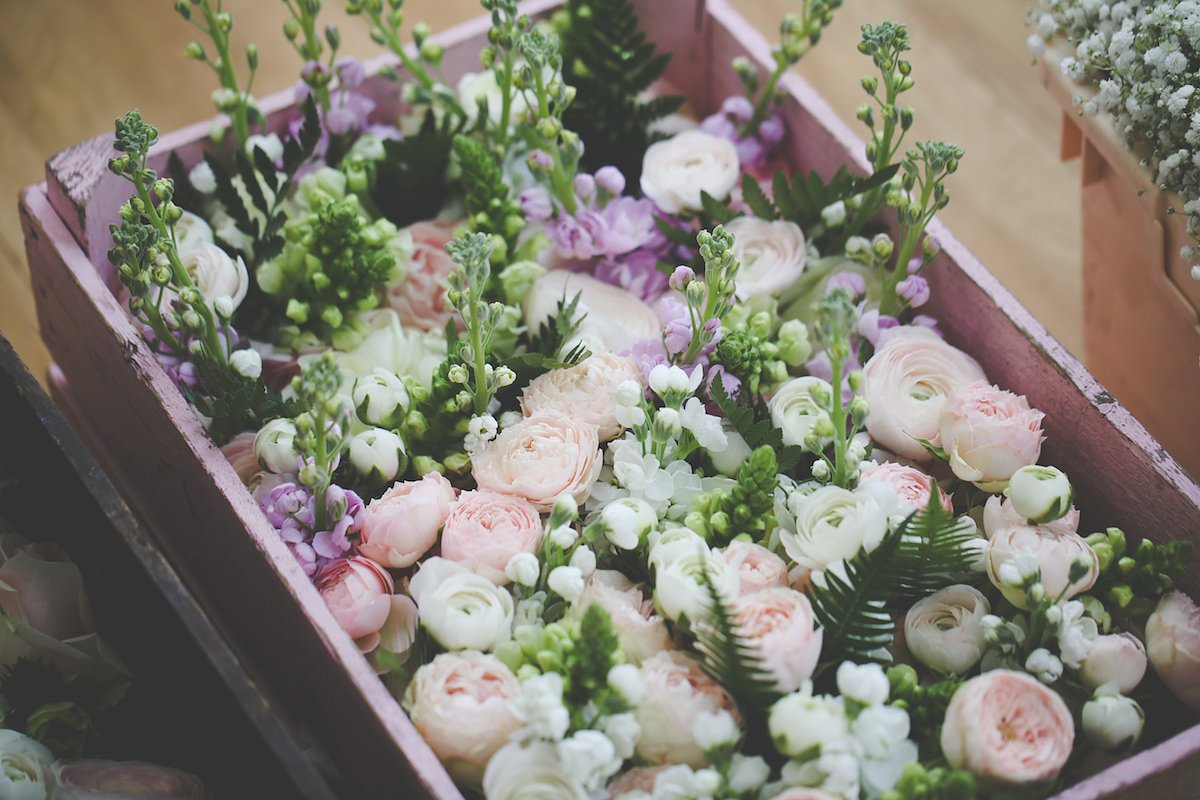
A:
[19,2,1200,797]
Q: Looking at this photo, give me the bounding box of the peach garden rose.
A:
[733,587,823,692]
[314,555,394,652]
[472,411,602,512]
[635,650,742,767]
[439,490,543,585]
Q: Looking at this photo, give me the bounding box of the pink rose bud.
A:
[359,472,456,568]
[316,556,394,651]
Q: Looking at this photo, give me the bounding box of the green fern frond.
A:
[805,525,904,668]
[890,493,981,605]
[694,565,783,717]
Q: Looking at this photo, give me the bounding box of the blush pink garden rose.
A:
[219,431,262,486]
[403,650,523,787]
[384,219,463,333]
[53,759,206,800]
[862,326,987,462]
[985,523,1099,610]
[314,556,394,652]
[859,461,953,514]
[724,216,808,301]
[938,381,1045,492]
[941,669,1074,787]
[359,472,457,568]
[520,352,643,441]
[440,490,544,585]
[635,650,743,767]
[573,571,673,665]
[1146,591,1200,713]
[472,411,603,512]
[733,587,823,693]
[720,540,789,595]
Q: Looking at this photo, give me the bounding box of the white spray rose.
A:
[904,584,991,676]
[640,130,740,214]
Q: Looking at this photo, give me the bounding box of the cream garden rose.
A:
[521,352,643,441]
[408,557,514,652]
[635,650,742,767]
[1146,590,1200,713]
[720,540,789,595]
[640,130,740,214]
[724,216,808,300]
[472,411,602,511]
[862,326,987,462]
[904,584,990,676]
[938,381,1045,491]
[941,669,1074,786]
[572,570,673,665]
[359,472,457,568]
[859,461,953,514]
[440,490,544,585]
[384,218,462,333]
[404,651,523,787]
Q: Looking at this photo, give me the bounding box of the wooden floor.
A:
[0,0,1080,387]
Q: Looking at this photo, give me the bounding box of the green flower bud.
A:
[185,40,205,60]
[283,17,300,40]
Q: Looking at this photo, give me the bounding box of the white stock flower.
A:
[781,486,889,572]
[1025,648,1064,684]
[549,566,586,603]
[599,497,658,550]
[556,730,623,792]
[568,545,596,578]
[836,661,890,707]
[692,709,740,752]
[853,704,920,797]
[1056,600,1099,669]
[678,397,728,452]
[505,552,541,587]
[230,348,262,379]
[598,712,641,760]
[515,672,571,742]
[768,684,849,758]
[726,754,770,794]
[608,663,645,707]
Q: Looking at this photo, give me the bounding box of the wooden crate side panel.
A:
[20,185,461,800]
[1053,727,1200,800]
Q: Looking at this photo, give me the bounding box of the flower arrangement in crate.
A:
[99,0,1200,797]
[1028,0,1200,273]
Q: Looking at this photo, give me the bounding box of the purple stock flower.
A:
[663,318,693,356]
[720,95,754,121]
[595,166,626,195]
[520,187,554,222]
[825,271,867,297]
[260,481,364,577]
[622,338,671,384]
[896,275,931,307]
[529,149,554,170]
[573,173,597,200]
[550,213,600,260]
[857,308,900,347]
[669,265,695,292]
[912,314,943,336]
[594,250,670,302]
[758,114,786,146]
[596,196,662,256]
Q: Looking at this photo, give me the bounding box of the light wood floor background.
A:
[0,0,1079,387]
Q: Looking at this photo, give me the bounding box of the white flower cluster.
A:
[1032,0,1200,261]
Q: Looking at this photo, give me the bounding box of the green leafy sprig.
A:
[445,233,516,416]
[1085,527,1194,626]
[890,493,982,604]
[810,287,868,488]
[708,377,806,474]
[685,446,778,546]
[291,353,353,532]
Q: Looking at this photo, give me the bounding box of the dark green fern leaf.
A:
[741,174,780,221]
[890,493,981,605]
[709,377,806,473]
[371,110,457,228]
[804,524,904,669]
[282,95,322,177]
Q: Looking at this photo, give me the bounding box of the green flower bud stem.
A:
[190,0,256,148]
[281,0,333,111]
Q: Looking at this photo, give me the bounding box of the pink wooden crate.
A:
[18,2,1200,797]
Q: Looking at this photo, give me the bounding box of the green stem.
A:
[198,1,250,147]
[313,403,329,533]
[829,351,850,488]
[470,303,490,416]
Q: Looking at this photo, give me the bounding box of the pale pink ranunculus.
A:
[574,570,673,665]
[862,326,987,462]
[938,381,1045,492]
[636,650,742,767]
[985,523,1099,610]
[733,587,823,693]
[472,411,602,512]
[1146,591,1200,713]
[982,493,1079,538]
[53,759,206,800]
[640,130,740,214]
[359,472,457,568]
[219,431,263,486]
[440,490,543,585]
[315,556,394,652]
[859,461,953,514]
[904,584,990,677]
[403,650,523,787]
[523,269,662,354]
[720,540,788,595]
[521,352,643,441]
[941,669,1074,786]
[384,219,463,332]
[724,216,808,301]
[1081,632,1147,694]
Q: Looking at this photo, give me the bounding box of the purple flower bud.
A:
[759,114,786,146]
[669,265,695,291]
[703,317,722,334]
[896,274,931,307]
[912,314,943,336]
[907,257,923,275]
[663,319,693,356]
[924,236,941,255]
[721,94,755,121]
[529,149,554,170]
[335,56,366,89]
[856,308,899,346]
[519,187,554,222]
[595,166,626,195]
[825,271,867,297]
[573,173,596,200]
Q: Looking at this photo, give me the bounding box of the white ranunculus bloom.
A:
[348,427,405,483]
[178,241,250,311]
[0,730,55,800]
[768,376,835,450]
[640,130,740,214]
[173,209,215,253]
[524,270,661,355]
[408,557,514,652]
[648,531,740,625]
[781,485,890,572]
[324,309,448,389]
[1081,632,1147,694]
[253,418,299,475]
[725,216,809,300]
[904,584,991,676]
[482,742,588,800]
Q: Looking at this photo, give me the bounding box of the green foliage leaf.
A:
[561,0,683,183]
[751,163,901,236]
[699,190,739,225]
[708,376,806,473]
[890,493,982,604]
[371,110,457,228]
[804,524,904,667]
[454,133,522,255]
[186,357,299,446]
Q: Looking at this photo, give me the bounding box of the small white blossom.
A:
[548,565,585,603]
[1026,647,1065,683]
[506,552,541,586]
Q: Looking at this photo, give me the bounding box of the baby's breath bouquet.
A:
[94,1,1200,798]
[1028,1,1200,268]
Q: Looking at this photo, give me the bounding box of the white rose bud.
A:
[505,552,541,587]
[1082,691,1144,752]
[230,348,262,379]
[548,565,585,603]
[1005,465,1074,524]
[353,368,410,426]
[349,427,406,483]
[253,418,299,474]
[836,661,890,706]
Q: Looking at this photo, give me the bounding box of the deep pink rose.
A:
[315,556,394,651]
[938,381,1045,491]
[439,490,543,585]
[733,587,823,692]
[941,669,1073,786]
[384,219,463,332]
[472,411,602,511]
[359,472,457,568]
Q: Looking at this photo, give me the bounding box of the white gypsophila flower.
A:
[230,348,262,379]
[836,661,891,707]
[556,730,623,793]
[506,552,541,587]
[515,672,571,742]
[608,663,646,707]
[691,709,740,752]
[1026,647,1065,684]
[549,566,586,603]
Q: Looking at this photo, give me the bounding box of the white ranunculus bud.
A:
[1082,691,1144,752]
[768,687,848,758]
[353,368,410,426]
[569,545,597,578]
[230,348,263,379]
[836,661,890,707]
[600,497,658,549]
[349,428,406,483]
[549,566,585,603]
[1005,465,1074,524]
[505,552,541,587]
[253,418,299,474]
